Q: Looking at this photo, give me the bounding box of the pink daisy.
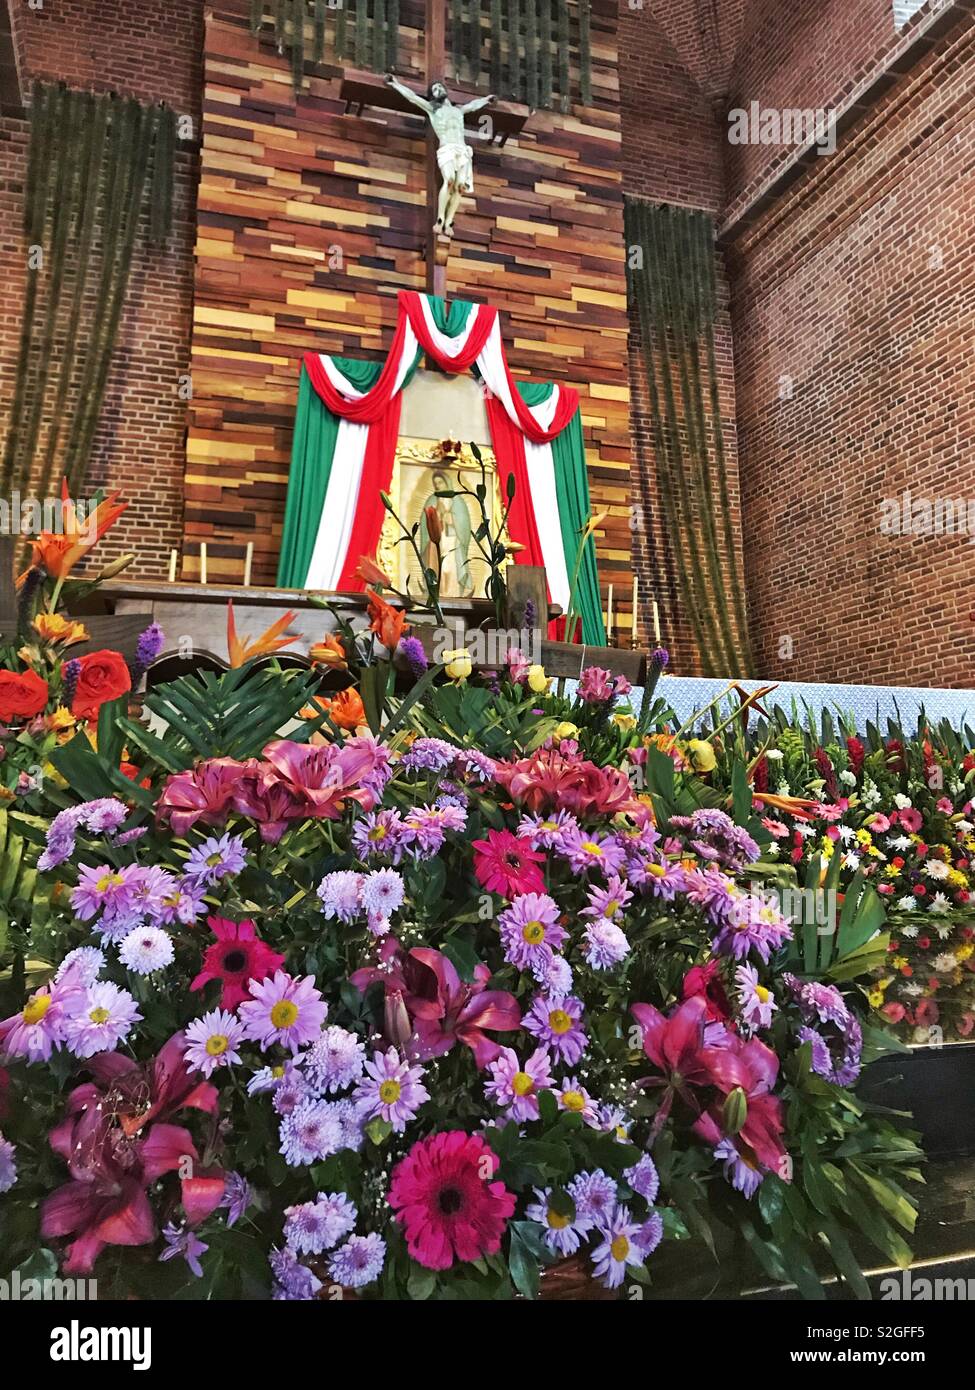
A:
[239,971,327,1054]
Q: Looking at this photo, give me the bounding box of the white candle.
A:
[168,549,177,583]
[606,584,613,640]
[652,599,661,645]
[632,575,639,646]
[244,541,253,588]
[200,542,208,585]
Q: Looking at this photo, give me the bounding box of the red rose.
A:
[0,667,49,722]
[71,649,132,721]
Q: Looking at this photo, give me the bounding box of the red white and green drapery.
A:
[277,290,605,644]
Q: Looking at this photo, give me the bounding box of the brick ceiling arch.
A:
[647,0,752,101]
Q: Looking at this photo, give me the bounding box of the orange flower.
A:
[424,505,443,544]
[309,634,347,669]
[305,688,367,731]
[226,601,297,669]
[366,589,409,649]
[752,792,819,822]
[33,613,89,647]
[23,480,128,582]
[355,554,392,588]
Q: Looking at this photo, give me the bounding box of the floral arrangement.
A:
[0,606,928,1303]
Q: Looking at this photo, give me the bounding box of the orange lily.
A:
[355,554,392,588]
[304,688,367,731]
[226,600,297,669]
[23,480,128,582]
[33,613,89,647]
[309,634,348,670]
[367,588,409,649]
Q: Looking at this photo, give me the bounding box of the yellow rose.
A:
[526,664,550,694]
[443,649,472,681]
[685,738,716,773]
[553,721,579,740]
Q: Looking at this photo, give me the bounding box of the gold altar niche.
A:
[378,438,511,602]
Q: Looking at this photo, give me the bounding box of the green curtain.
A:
[516,382,604,646]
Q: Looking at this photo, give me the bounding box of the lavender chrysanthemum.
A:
[119,925,174,975]
[54,946,105,988]
[0,1134,17,1193]
[582,919,630,970]
[360,868,405,919]
[624,1154,660,1203]
[317,870,364,923]
[303,1025,367,1095]
[327,1232,386,1289]
[284,1192,357,1254]
[279,1099,344,1166]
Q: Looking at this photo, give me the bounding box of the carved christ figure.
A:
[385,75,495,237]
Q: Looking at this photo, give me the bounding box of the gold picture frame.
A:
[380,440,508,602]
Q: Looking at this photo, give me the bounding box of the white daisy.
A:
[933,952,957,973]
[923,859,950,881]
[928,893,951,914]
[897,895,918,912]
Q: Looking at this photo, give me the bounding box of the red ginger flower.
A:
[389,1130,516,1270]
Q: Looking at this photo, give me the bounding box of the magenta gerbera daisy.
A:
[472,828,546,899]
[388,1130,517,1270]
[190,915,285,1011]
[239,970,327,1054]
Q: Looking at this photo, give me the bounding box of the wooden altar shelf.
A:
[338,70,529,146]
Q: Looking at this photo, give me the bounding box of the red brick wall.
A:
[619,6,744,674]
[0,0,202,576]
[727,9,975,687]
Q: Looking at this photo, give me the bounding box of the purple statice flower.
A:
[536,953,574,998]
[633,1211,664,1256]
[353,1047,429,1133]
[582,877,633,920]
[0,1134,17,1193]
[568,1169,619,1226]
[637,857,688,901]
[220,1171,251,1227]
[402,737,458,773]
[498,892,565,972]
[714,1139,764,1198]
[328,1232,386,1289]
[135,622,165,673]
[398,635,428,679]
[284,1192,357,1255]
[786,975,863,1086]
[523,598,537,628]
[525,1187,595,1256]
[351,809,415,865]
[555,1076,599,1124]
[403,802,467,857]
[590,1205,645,1289]
[54,946,105,987]
[62,658,81,707]
[279,1099,344,1166]
[624,1154,660,1204]
[582,919,630,970]
[159,1222,208,1278]
[523,994,588,1064]
[736,963,777,1030]
[239,971,327,1054]
[118,925,174,975]
[303,1025,366,1095]
[556,827,627,878]
[184,1008,246,1078]
[682,866,741,925]
[484,1046,554,1122]
[62,982,142,1059]
[317,870,364,923]
[712,893,792,964]
[184,832,248,888]
[360,868,404,919]
[270,1245,322,1300]
[517,810,580,850]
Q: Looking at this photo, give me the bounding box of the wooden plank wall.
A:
[188,0,633,641]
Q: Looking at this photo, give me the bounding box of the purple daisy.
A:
[557,827,627,877]
[736,962,777,1030]
[353,1047,429,1133]
[714,1138,764,1198]
[498,892,565,971]
[185,832,248,887]
[403,803,467,857]
[484,1045,554,1121]
[184,1007,246,1078]
[523,993,588,1064]
[284,1192,357,1254]
[220,1171,251,1227]
[239,971,327,1054]
[638,858,688,901]
[351,809,414,864]
[525,1186,595,1256]
[62,981,142,1059]
[682,866,741,925]
[590,1205,645,1289]
[712,893,792,964]
[556,1076,599,1124]
[70,863,138,927]
[582,877,633,920]
[516,810,580,850]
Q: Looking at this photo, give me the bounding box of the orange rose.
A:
[0,668,49,722]
[71,649,132,721]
